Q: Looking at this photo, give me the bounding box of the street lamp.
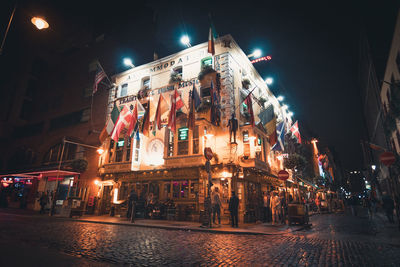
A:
[0,5,50,55]
[180,35,191,47]
[31,17,49,30]
[282,104,288,110]
[123,58,134,68]
[247,49,262,58]
[265,77,273,85]
[288,111,294,117]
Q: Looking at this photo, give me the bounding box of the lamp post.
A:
[49,138,104,216]
[0,4,50,55]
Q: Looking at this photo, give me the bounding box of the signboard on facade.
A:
[178,127,189,141]
[278,170,290,180]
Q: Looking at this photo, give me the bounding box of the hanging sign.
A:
[278,170,290,181]
[178,127,189,141]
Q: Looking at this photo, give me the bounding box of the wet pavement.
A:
[1,209,400,266]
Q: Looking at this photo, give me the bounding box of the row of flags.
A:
[99,85,203,143]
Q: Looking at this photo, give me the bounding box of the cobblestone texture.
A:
[0,211,399,266]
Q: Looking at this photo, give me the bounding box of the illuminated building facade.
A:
[96,35,293,222]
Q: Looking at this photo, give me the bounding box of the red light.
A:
[250,55,272,64]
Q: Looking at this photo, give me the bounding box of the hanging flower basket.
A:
[242,79,251,89]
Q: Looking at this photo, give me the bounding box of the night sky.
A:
[1,0,399,170]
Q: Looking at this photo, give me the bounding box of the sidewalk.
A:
[73,214,303,235]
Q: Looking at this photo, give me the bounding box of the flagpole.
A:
[233,86,257,113]
[97,61,113,86]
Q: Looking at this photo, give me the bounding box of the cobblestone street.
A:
[0,209,400,266]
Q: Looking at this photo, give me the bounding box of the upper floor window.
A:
[177,127,189,155]
[43,142,77,164]
[142,77,150,89]
[108,135,132,163]
[201,57,213,69]
[166,125,200,157]
[120,83,128,97]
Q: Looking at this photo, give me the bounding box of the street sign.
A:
[380,151,396,166]
[204,147,213,161]
[278,170,290,181]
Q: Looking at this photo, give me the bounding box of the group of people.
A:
[263,191,287,225]
[211,187,239,228]
[362,193,396,223]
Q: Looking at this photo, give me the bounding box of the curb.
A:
[71,218,300,236]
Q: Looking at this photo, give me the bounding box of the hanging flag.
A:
[272,122,285,151]
[290,121,302,143]
[154,94,169,130]
[187,90,195,131]
[208,27,215,55]
[142,102,150,136]
[111,105,133,142]
[244,93,255,127]
[168,89,185,132]
[258,105,274,126]
[174,88,185,110]
[210,81,221,126]
[99,103,120,143]
[93,62,107,94]
[192,83,201,109]
[269,130,278,147]
[128,102,138,137]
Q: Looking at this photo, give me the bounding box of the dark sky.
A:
[1,0,399,170]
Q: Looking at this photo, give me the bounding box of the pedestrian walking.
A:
[279,191,286,224]
[211,187,222,226]
[38,192,48,214]
[382,193,395,223]
[263,192,270,222]
[229,191,239,228]
[127,189,138,223]
[350,195,358,216]
[315,197,321,214]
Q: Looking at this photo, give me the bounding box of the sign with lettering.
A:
[178,127,189,140]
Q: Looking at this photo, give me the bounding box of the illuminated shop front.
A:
[96,35,295,222]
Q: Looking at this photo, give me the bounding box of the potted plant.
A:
[169,71,182,84]
[242,78,251,89]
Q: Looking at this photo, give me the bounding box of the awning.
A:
[0,170,80,179]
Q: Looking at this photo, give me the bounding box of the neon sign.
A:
[250,55,272,64]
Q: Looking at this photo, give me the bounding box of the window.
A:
[49,109,90,131]
[177,127,189,155]
[173,66,183,79]
[115,138,124,162]
[181,180,189,198]
[243,131,249,143]
[83,87,92,98]
[120,83,128,97]
[133,137,141,163]
[108,139,115,163]
[142,77,150,89]
[192,125,199,154]
[396,52,400,74]
[201,57,213,69]
[167,130,174,157]
[173,181,180,198]
[125,137,132,161]
[164,182,171,199]
[81,108,90,122]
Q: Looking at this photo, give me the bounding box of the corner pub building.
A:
[96,35,293,223]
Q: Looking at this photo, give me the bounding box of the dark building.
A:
[0,2,155,212]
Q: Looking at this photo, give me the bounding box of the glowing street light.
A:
[180,35,191,47]
[265,77,273,85]
[247,49,262,58]
[123,58,134,68]
[277,95,284,101]
[96,148,104,155]
[288,111,294,117]
[31,17,49,30]
[282,104,288,110]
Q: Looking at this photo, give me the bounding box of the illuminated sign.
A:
[250,55,272,64]
[178,127,189,140]
[117,139,124,147]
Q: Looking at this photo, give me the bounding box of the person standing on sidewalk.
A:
[229,191,239,228]
[270,192,281,225]
[127,189,138,222]
[212,187,222,226]
[315,197,321,214]
[38,192,48,214]
[382,193,395,223]
[263,192,270,223]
